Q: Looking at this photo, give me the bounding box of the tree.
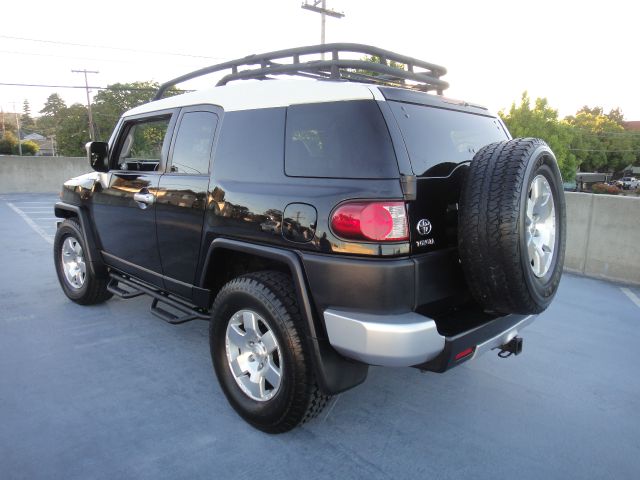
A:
[21,100,35,133]
[566,107,635,172]
[1,111,17,134]
[39,93,67,117]
[499,92,578,180]
[350,55,407,84]
[0,131,19,154]
[606,107,625,126]
[56,104,90,156]
[92,82,178,141]
[37,93,67,139]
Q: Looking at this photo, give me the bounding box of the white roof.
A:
[125,80,381,117]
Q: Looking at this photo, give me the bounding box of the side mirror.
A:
[86,141,109,172]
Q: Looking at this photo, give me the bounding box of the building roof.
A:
[24,133,46,141]
[623,120,640,131]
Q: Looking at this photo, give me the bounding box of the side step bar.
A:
[107,272,209,324]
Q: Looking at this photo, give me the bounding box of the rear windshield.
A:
[389,101,508,177]
[285,100,398,178]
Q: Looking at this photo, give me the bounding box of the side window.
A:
[170,112,218,174]
[115,117,170,171]
[285,100,398,179]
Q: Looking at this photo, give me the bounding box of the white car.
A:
[617,177,639,189]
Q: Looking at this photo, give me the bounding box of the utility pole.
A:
[301,1,345,59]
[1,108,5,137]
[72,69,99,141]
[11,102,22,156]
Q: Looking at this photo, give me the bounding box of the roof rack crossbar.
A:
[154,43,448,100]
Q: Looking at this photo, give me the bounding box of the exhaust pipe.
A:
[497,336,523,358]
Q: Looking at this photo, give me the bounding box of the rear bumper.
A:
[323,310,444,367]
[323,308,535,369]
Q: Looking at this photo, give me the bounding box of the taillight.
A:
[331,201,408,242]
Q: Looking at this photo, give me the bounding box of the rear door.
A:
[91,110,176,286]
[386,99,509,254]
[155,106,220,299]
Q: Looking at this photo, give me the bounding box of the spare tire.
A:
[458,138,566,315]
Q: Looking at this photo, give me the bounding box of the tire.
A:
[458,138,566,315]
[209,271,329,433]
[53,218,112,305]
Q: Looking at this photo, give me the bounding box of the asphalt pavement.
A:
[1,193,639,480]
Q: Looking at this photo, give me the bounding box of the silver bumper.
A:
[323,309,536,368]
[323,309,445,367]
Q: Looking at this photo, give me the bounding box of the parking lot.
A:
[1,193,639,480]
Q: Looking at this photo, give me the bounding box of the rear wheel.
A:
[53,218,112,305]
[458,138,566,314]
[209,271,329,433]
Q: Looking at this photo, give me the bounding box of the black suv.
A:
[53,44,566,433]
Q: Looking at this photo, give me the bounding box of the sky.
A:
[1,0,638,122]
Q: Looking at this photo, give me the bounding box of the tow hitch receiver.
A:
[496,336,523,358]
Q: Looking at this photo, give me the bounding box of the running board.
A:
[108,272,209,324]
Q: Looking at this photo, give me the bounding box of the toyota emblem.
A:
[417,219,432,236]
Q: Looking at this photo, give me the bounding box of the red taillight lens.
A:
[331,201,408,242]
[455,347,475,361]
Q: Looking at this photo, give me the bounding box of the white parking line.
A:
[6,202,54,245]
[13,208,52,211]
[621,288,640,309]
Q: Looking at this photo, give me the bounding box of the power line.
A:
[0,34,228,61]
[0,82,191,93]
[0,49,201,66]
[568,149,640,152]
[571,128,640,136]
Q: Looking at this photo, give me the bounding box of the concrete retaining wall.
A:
[564,192,640,286]
[0,156,89,194]
[1,157,638,285]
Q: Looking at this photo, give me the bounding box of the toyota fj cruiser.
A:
[53,44,566,433]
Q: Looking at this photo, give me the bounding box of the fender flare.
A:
[200,238,368,395]
[54,202,108,278]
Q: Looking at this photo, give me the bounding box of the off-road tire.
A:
[209,271,329,433]
[458,138,566,314]
[53,218,112,305]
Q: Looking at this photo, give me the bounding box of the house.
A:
[622,164,640,176]
[23,133,55,156]
[574,172,613,192]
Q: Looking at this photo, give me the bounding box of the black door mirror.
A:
[86,141,109,172]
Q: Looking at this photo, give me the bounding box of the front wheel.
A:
[53,218,112,305]
[209,271,329,433]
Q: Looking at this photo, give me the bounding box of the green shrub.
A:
[20,140,39,155]
[0,132,19,154]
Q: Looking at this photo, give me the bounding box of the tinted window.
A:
[214,108,286,182]
[285,100,397,178]
[116,117,170,171]
[389,102,508,176]
[170,112,218,174]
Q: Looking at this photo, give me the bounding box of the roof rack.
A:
[154,43,448,100]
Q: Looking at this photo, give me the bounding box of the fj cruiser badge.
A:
[417,219,432,236]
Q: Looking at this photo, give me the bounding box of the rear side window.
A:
[389,102,508,177]
[285,100,398,179]
[170,112,218,174]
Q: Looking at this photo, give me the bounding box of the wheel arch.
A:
[54,202,107,278]
[199,238,368,394]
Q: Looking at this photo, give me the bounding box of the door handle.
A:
[134,192,155,206]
